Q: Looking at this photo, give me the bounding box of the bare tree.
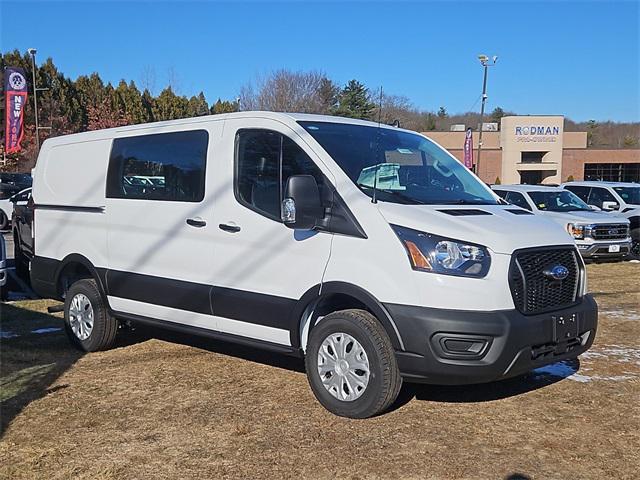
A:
[139,65,156,95]
[239,69,334,113]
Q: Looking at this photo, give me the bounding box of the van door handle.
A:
[186,217,207,228]
[219,223,241,233]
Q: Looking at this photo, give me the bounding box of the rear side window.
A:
[107,130,208,202]
[506,191,532,210]
[587,187,617,209]
[564,185,590,202]
[235,129,326,221]
[493,189,508,199]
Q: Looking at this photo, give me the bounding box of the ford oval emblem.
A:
[543,265,569,281]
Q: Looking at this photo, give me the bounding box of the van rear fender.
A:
[55,254,108,302]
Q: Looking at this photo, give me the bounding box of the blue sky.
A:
[2,0,639,122]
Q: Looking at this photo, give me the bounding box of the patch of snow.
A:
[601,309,640,321]
[534,357,639,383]
[0,330,19,339]
[628,259,640,263]
[31,327,62,334]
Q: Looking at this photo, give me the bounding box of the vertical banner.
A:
[463,127,474,169]
[4,67,29,154]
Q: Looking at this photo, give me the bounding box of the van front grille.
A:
[509,247,581,315]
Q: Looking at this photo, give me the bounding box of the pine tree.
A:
[187,92,209,117]
[334,80,376,120]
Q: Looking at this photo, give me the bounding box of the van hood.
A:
[376,202,573,255]
[540,210,630,226]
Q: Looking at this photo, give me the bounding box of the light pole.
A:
[28,48,40,152]
[475,54,497,178]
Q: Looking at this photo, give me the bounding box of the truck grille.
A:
[589,224,629,240]
[509,247,581,315]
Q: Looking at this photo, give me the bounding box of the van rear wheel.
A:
[305,309,402,419]
[64,279,117,352]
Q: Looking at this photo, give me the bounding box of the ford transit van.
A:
[30,112,597,418]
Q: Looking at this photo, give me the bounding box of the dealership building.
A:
[427,115,640,184]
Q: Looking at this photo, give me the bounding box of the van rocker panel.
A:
[386,295,597,385]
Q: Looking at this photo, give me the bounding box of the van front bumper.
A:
[386,294,598,385]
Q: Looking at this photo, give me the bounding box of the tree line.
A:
[1,49,638,172]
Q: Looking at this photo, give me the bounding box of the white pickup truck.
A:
[562,181,640,258]
[492,184,631,259]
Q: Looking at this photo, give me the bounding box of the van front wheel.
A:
[305,309,402,419]
[64,279,117,352]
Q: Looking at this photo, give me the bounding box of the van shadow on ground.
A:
[0,302,146,436]
[137,324,578,411]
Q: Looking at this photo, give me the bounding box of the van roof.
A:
[39,111,405,147]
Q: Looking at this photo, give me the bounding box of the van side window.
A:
[281,136,325,194]
[236,130,325,221]
[107,130,208,202]
[235,130,282,219]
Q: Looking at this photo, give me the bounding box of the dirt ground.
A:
[1,262,639,480]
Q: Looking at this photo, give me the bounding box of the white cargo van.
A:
[492,184,631,259]
[31,112,597,418]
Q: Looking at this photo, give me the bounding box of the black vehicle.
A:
[0,172,32,190]
[10,188,33,281]
[0,174,31,230]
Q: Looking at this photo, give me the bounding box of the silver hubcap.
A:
[317,332,370,402]
[69,293,94,341]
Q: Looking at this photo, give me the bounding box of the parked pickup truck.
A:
[561,181,640,258]
[492,184,631,259]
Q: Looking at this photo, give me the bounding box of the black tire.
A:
[13,233,29,282]
[630,228,640,260]
[305,309,402,419]
[0,211,8,230]
[64,278,118,352]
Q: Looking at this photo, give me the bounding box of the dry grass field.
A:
[1,262,639,479]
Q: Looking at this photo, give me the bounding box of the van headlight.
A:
[391,225,491,278]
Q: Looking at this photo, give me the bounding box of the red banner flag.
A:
[4,67,28,154]
[463,127,474,169]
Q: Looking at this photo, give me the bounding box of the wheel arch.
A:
[54,254,108,301]
[293,281,405,352]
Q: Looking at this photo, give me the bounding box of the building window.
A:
[107,130,208,202]
[584,163,640,182]
[521,152,546,163]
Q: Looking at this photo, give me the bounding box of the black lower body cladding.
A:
[386,295,598,385]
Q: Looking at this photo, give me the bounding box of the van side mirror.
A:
[601,201,619,211]
[281,175,323,230]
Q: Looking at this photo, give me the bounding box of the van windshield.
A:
[528,190,591,212]
[299,121,498,205]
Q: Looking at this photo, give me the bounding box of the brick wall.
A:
[561,149,640,181]
[448,150,503,184]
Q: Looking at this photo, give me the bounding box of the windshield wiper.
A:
[439,199,496,205]
[357,184,426,205]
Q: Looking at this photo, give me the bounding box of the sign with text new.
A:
[4,67,28,153]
